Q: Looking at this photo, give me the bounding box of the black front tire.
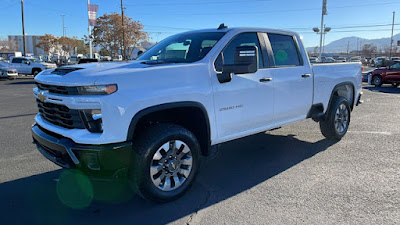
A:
[372,75,383,87]
[320,96,351,140]
[129,123,201,203]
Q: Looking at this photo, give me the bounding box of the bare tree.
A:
[361,43,377,58]
[0,37,18,52]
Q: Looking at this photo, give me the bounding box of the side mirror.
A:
[222,46,258,75]
[26,61,31,65]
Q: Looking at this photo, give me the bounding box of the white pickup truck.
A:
[10,57,57,76]
[32,25,362,202]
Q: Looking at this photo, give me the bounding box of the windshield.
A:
[29,58,41,63]
[138,32,226,63]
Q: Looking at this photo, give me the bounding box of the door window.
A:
[12,58,22,63]
[216,32,264,72]
[268,34,302,66]
[391,63,400,69]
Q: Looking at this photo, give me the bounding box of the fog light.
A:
[80,109,103,133]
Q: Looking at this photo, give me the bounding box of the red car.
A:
[371,61,400,87]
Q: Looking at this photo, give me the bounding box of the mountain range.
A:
[306,33,400,53]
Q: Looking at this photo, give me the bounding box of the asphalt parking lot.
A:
[0,78,399,225]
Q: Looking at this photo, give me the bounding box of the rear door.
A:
[265,33,313,123]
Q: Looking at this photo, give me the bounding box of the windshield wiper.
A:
[141,60,188,65]
[141,60,170,65]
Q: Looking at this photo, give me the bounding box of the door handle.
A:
[259,77,273,82]
[302,74,311,78]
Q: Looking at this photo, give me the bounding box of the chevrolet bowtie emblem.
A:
[38,91,48,102]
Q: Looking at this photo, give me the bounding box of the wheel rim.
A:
[334,103,349,135]
[150,140,193,191]
[373,77,380,85]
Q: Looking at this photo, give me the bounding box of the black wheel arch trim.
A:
[326,81,356,113]
[126,101,212,154]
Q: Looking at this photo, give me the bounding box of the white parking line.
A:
[348,131,392,135]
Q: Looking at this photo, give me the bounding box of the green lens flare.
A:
[56,170,94,209]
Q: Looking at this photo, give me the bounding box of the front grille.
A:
[37,100,85,129]
[36,82,80,95]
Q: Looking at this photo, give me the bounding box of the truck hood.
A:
[34,61,153,86]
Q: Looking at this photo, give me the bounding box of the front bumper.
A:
[32,123,132,177]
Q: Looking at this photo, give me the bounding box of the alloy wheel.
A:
[150,140,193,191]
[334,103,349,135]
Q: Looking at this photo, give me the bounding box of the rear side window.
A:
[268,34,301,66]
[12,58,22,63]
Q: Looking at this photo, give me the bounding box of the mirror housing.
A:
[223,46,258,75]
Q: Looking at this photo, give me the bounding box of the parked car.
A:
[32,26,362,202]
[336,57,347,62]
[9,57,57,76]
[323,57,336,63]
[390,57,400,61]
[370,61,400,87]
[349,57,361,62]
[373,57,387,67]
[309,56,319,63]
[78,58,99,64]
[0,62,18,79]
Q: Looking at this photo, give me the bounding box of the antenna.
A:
[218,23,228,30]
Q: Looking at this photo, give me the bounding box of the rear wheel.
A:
[129,123,201,202]
[320,96,351,140]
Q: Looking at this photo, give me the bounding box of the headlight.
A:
[77,84,118,95]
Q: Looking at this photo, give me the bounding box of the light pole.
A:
[389,11,395,59]
[121,0,126,60]
[317,0,328,60]
[87,0,93,58]
[61,14,66,37]
[313,25,331,60]
[21,0,26,56]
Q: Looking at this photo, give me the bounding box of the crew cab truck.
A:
[370,61,400,87]
[10,57,57,76]
[32,26,362,202]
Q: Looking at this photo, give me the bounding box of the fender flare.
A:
[126,101,211,148]
[326,81,356,113]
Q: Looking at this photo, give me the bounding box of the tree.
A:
[92,12,148,59]
[361,43,377,57]
[0,37,18,52]
[36,34,58,55]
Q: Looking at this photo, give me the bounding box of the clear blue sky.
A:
[1,0,399,48]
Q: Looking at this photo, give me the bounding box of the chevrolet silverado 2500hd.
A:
[32,26,362,202]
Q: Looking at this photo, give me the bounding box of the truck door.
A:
[266,33,313,122]
[20,58,31,74]
[11,58,22,73]
[386,62,400,82]
[212,32,274,139]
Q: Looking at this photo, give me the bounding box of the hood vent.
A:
[51,67,84,75]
